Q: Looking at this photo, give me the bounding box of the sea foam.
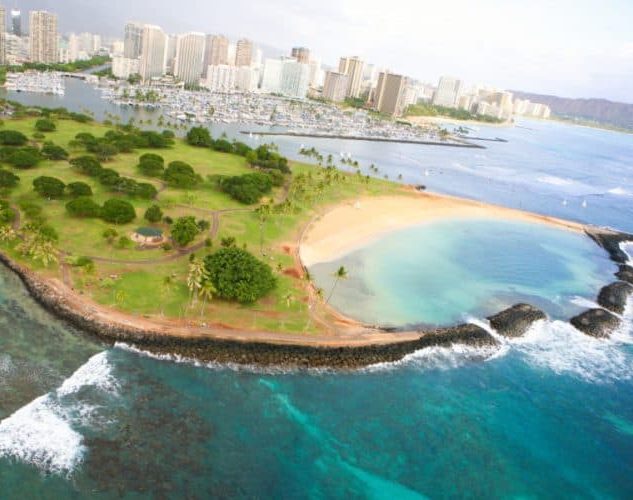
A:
[0,351,117,475]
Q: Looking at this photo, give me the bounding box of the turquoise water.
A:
[311,219,616,327]
[0,85,632,497]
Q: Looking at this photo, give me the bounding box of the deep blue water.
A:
[0,82,632,498]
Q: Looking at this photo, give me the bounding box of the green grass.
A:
[0,116,406,334]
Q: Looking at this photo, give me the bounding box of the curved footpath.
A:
[1,191,632,369]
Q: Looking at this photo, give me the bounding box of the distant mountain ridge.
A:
[511,91,633,131]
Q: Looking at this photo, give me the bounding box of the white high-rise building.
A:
[112,56,140,79]
[29,11,58,63]
[204,64,237,92]
[432,76,464,108]
[236,66,259,92]
[139,25,167,82]
[124,22,143,59]
[308,59,323,87]
[174,32,205,85]
[280,60,310,98]
[0,6,6,65]
[111,40,125,57]
[234,38,253,66]
[261,58,284,93]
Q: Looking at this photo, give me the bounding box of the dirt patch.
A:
[281,244,293,255]
[283,267,302,279]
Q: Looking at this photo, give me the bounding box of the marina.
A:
[4,71,65,95]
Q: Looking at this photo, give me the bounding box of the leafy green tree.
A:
[33,176,66,199]
[41,143,69,160]
[66,181,93,197]
[139,153,164,166]
[220,173,273,204]
[0,169,19,189]
[66,196,102,218]
[170,216,200,247]
[163,161,201,188]
[134,182,158,199]
[8,149,41,169]
[144,204,163,223]
[35,118,56,132]
[70,155,103,176]
[138,159,165,177]
[102,199,136,224]
[203,247,276,303]
[186,126,212,147]
[0,130,28,146]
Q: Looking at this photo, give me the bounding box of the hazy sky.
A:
[10,0,633,102]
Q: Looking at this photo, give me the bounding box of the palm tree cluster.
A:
[186,257,216,318]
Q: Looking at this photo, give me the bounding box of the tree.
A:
[41,143,69,160]
[0,130,28,146]
[144,204,163,223]
[198,278,216,318]
[9,149,41,169]
[102,228,118,244]
[163,161,201,189]
[70,155,103,176]
[256,202,272,255]
[203,247,276,304]
[33,176,66,199]
[171,216,200,247]
[0,169,19,189]
[66,196,102,218]
[134,182,158,199]
[138,158,165,177]
[186,126,212,147]
[66,181,93,197]
[102,199,136,224]
[220,173,273,204]
[92,142,118,162]
[186,257,206,308]
[326,266,348,304]
[35,118,56,132]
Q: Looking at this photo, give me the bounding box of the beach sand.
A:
[300,192,586,267]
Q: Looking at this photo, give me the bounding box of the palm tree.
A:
[186,258,205,309]
[283,292,295,309]
[198,279,216,319]
[326,266,348,304]
[256,202,272,255]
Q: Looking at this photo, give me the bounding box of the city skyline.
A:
[4,0,633,103]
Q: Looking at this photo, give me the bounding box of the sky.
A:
[9,0,633,102]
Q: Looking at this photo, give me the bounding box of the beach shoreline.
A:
[299,192,586,267]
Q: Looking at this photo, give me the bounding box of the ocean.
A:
[0,82,632,497]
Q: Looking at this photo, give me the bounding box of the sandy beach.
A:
[407,115,513,128]
[299,192,586,267]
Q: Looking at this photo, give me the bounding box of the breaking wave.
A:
[0,351,117,476]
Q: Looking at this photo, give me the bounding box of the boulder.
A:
[417,323,499,349]
[570,308,621,338]
[597,281,633,314]
[585,228,633,264]
[615,265,633,285]
[487,303,546,338]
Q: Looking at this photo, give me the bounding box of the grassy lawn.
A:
[0,115,404,335]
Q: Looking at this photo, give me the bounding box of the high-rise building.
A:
[174,32,205,85]
[204,64,236,92]
[308,59,323,87]
[165,34,177,74]
[291,47,310,64]
[373,72,407,117]
[111,40,125,57]
[10,9,21,37]
[322,71,349,102]
[0,6,6,65]
[261,58,284,93]
[432,76,464,108]
[338,56,364,98]
[4,33,27,64]
[234,38,252,66]
[124,22,143,59]
[112,56,140,79]
[203,34,229,74]
[280,59,310,98]
[29,11,58,63]
[236,66,259,92]
[139,25,167,82]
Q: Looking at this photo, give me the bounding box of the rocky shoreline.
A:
[0,224,632,369]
